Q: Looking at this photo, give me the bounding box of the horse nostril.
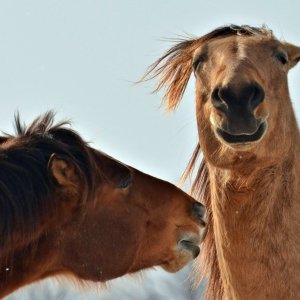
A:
[211,88,228,113]
[249,83,265,110]
[212,82,264,113]
[192,202,206,223]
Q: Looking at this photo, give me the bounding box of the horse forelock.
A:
[0,112,96,260]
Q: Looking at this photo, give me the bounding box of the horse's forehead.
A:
[206,36,280,57]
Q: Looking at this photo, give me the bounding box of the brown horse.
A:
[145,25,300,299]
[0,112,206,298]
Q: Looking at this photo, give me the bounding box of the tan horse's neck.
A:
[207,133,300,299]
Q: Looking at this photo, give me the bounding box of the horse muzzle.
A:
[216,120,267,145]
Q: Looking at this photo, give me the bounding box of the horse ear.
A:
[283,42,300,69]
[48,154,78,187]
[141,39,196,110]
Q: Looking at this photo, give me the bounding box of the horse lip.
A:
[216,121,267,144]
[178,240,200,259]
[178,232,202,259]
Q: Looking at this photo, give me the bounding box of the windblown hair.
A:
[0,111,95,258]
[143,25,273,111]
[143,25,274,299]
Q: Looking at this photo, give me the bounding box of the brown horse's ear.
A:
[283,42,300,69]
[141,39,196,110]
[48,154,78,187]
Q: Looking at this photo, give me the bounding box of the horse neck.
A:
[0,235,59,298]
[207,137,300,300]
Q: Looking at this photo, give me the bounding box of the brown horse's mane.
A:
[143,25,275,299]
[0,111,96,261]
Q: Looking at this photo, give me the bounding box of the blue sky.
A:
[0,1,299,185]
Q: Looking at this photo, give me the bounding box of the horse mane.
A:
[143,25,275,299]
[142,24,273,111]
[182,148,223,299]
[0,111,95,260]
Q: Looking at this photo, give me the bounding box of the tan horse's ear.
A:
[48,154,77,187]
[283,42,300,69]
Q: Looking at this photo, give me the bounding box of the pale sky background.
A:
[3,1,300,299]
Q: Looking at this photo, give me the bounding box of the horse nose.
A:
[212,82,265,112]
[192,202,206,225]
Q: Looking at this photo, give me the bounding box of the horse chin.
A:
[214,121,267,150]
[160,256,192,273]
[160,245,200,273]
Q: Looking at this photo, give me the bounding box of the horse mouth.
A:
[178,240,200,259]
[216,121,267,144]
[161,234,202,273]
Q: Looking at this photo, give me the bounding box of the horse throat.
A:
[207,147,300,300]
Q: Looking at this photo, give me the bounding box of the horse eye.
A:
[193,54,207,71]
[275,52,288,65]
[117,176,132,189]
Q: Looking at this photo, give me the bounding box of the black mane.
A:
[0,111,94,255]
[198,24,273,41]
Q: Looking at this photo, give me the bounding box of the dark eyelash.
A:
[117,176,132,189]
[275,52,288,65]
[193,54,208,70]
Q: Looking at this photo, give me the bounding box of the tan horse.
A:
[0,112,206,298]
[144,25,300,299]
